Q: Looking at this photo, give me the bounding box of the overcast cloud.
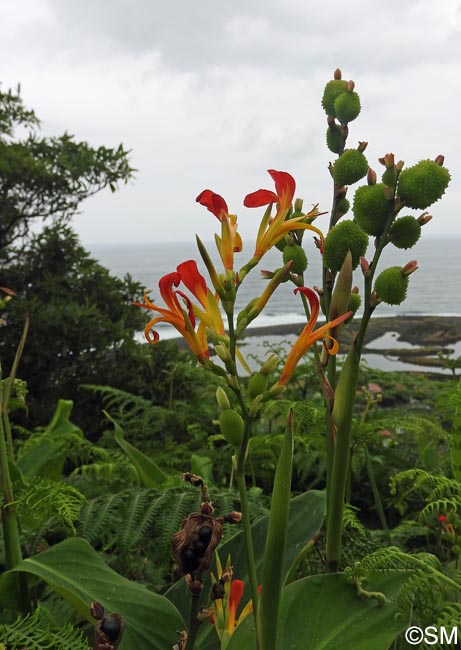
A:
[1,0,460,244]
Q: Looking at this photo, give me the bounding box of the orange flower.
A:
[244,169,323,257]
[196,189,242,270]
[133,261,219,361]
[278,287,352,385]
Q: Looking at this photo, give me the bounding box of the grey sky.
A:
[1,0,460,244]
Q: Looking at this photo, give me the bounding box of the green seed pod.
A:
[397,159,451,209]
[323,219,368,273]
[353,183,390,236]
[335,197,350,217]
[326,124,342,154]
[334,91,361,123]
[321,80,348,116]
[248,372,268,398]
[389,215,421,249]
[374,266,409,305]
[219,409,244,446]
[333,149,368,187]
[345,292,361,324]
[282,244,308,274]
[382,167,398,188]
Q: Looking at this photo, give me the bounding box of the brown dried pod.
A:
[94,612,124,650]
[171,513,223,576]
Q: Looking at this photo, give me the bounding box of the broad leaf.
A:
[106,412,168,488]
[0,537,184,650]
[227,571,410,650]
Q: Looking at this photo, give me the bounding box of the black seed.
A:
[181,547,199,572]
[193,539,207,556]
[101,618,121,643]
[198,525,212,542]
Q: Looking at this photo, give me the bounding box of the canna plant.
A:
[135,68,451,649]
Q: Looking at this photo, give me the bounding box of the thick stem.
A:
[0,362,30,612]
[185,592,201,650]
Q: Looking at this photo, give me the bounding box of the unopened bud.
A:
[370,290,381,307]
[260,353,280,375]
[434,154,445,166]
[396,160,404,172]
[367,168,377,185]
[378,153,395,169]
[294,197,303,212]
[358,141,368,153]
[347,80,355,92]
[216,386,231,410]
[328,162,334,178]
[313,285,324,296]
[268,383,287,397]
[215,343,232,363]
[334,68,342,80]
[352,285,360,294]
[360,256,370,276]
[417,212,432,226]
[402,260,418,276]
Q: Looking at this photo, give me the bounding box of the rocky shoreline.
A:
[240,315,461,373]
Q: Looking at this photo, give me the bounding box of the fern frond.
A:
[0,609,89,650]
[13,478,86,533]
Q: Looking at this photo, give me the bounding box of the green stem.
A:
[227,312,260,645]
[0,362,30,613]
[364,445,390,537]
[185,592,201,650]
[283,539,316,587]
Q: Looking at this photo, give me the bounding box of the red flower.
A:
[196,190,242,270]
[244,170,323,257]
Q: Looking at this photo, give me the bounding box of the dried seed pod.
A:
[94,612,124,650]
[171,513,223,576]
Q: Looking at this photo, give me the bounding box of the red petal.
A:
[229,579,245,612]
[267,170,296,201]
[244,189,279,208]
[177,260,207,297]
[196,189,228,221]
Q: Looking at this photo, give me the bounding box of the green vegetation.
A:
[0,73,459,650]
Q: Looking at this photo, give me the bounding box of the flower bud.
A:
[367,168,377,185]
[219,409,244,446]
[260,353,280,375]
[216,386,231,410]
[334,68,342,80]
[214,343,232,363]
[417,211,432,226]
[248,371,268,397]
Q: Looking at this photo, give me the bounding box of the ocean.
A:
[89,236,461,335]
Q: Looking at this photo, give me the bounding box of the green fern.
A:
[13,477,86,534]
[0,609,89,650]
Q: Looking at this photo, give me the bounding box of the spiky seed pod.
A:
[282,244,308,274]
[397,159,451,209]
[353,183,391,236]
[389,215,421,249]
[219,409,244,446]
[171,513,222,576]
[326,124,342,154]
[333,149,368,187]
[334,91,361,123]
[248,371,268,398]
[374,266,409,305]
[335,197,350,217]
[382,166,398,188]
[344,292,361,324]
[321,79,348,116]
[323,220,369,272]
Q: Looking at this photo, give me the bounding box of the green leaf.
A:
[17,399,83,480]
[191,454,214,485]
[166,490,326,649]
[105,411,168,488]
[0,537,184,650]
[259,409,294,650]
[227,572,410,650]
